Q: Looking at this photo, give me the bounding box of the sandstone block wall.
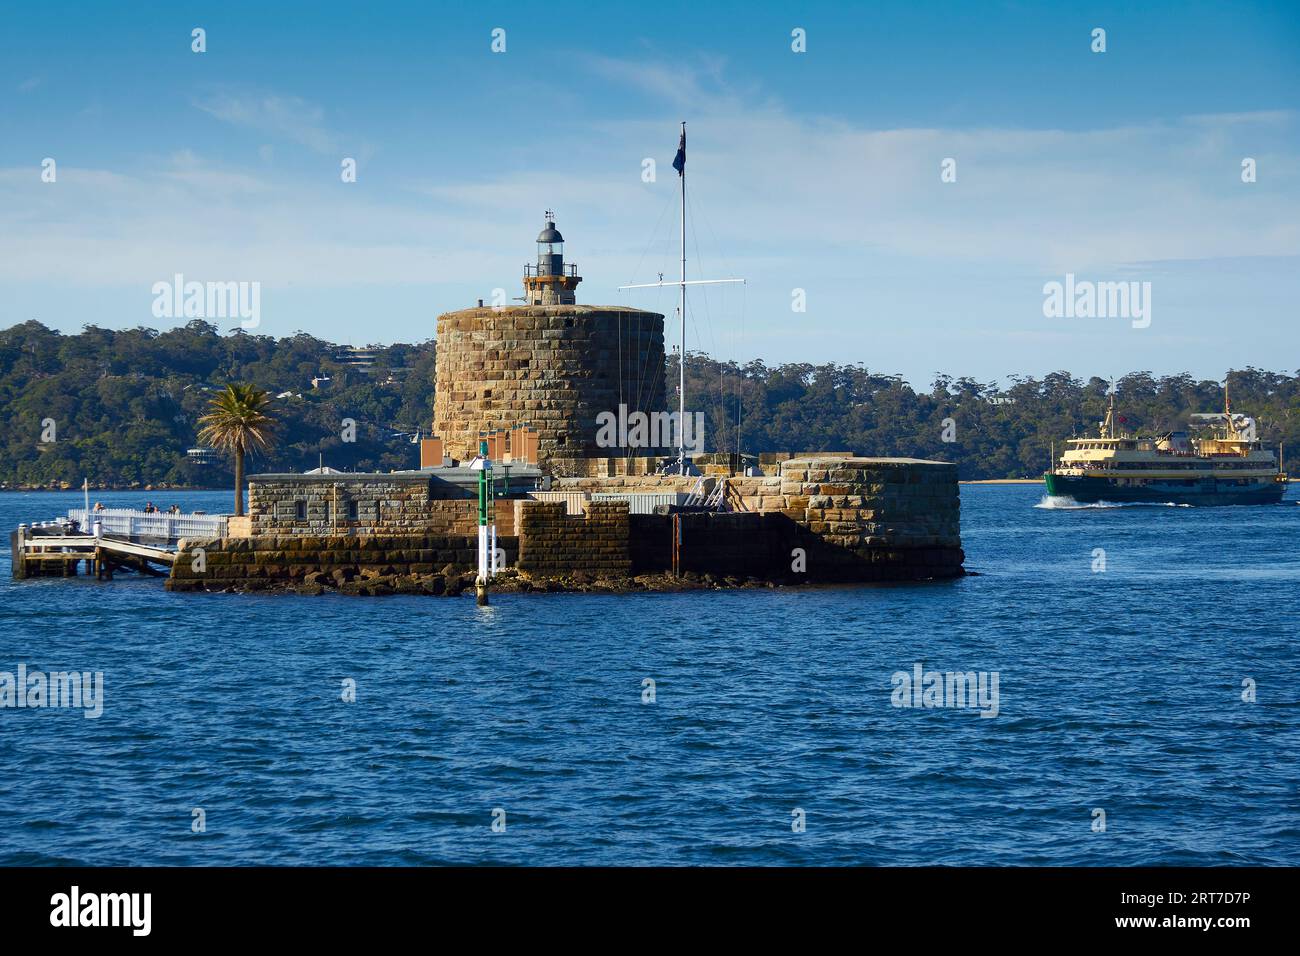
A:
[629,510,962,582]
[572,456,662,477]
[696,457,963,579]
[516,500,631,576]
[249,474,434,536]
[782,457,961,550]
[211,459,963,590]
[249,474,516,537]
[577,458,964,581]
[167,533,519,592]
[725,458,961,548]
[556,474,702,494]
[433,305,666,474]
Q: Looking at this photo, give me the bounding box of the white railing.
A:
[683,477,708,507]
[68,509,227,541]
[590,492,690,514]
[703,477,727,510]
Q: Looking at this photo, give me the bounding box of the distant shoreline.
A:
[0,487,228,494]
[10,481,1052,491]
[8,476,1287,493]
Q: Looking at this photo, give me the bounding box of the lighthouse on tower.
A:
[432,209,664,472]
[523,211,582,305]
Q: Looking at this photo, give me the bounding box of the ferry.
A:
[1044,388,1286,506]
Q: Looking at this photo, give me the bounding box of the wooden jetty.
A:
[10,507,226,580]
[11,524,177,580]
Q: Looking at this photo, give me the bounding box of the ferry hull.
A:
[1043,473,1284,506]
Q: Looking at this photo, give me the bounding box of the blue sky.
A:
[2,0,1297,388]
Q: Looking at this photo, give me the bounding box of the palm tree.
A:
[197,383,276,517]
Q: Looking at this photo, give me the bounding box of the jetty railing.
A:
[590,492,690,515]
[68,508,227,541]
[527,491,693,515]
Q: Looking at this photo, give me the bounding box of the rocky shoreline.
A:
[169,564,966,597]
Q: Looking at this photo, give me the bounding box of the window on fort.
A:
[347,499,359,520]
[295,500,306,520]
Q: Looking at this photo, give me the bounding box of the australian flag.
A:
[672,128,685,176]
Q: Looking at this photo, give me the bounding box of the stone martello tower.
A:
[433,214,666,475]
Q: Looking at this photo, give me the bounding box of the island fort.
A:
[21,214,965,595]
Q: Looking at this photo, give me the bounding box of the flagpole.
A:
[617,122,744,478]
[679,120,687,475]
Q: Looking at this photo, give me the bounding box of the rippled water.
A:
[1,486,1296,865]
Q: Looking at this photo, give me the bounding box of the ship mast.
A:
[1104,378,1116,438]
[1223,382,1238,440]
[619,122,745,475]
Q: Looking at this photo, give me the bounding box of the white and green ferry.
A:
[1044,389,1286,506]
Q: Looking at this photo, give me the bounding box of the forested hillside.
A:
[2,320,1297,487]
[683,357,1300,478]
[0,321,436,488]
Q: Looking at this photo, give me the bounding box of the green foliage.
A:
[676,355,1300,480]
[2,321,1295,486]
[0,321,435,487]
[197,383,277,455]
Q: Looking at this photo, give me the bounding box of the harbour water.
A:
[1,485,1296,865]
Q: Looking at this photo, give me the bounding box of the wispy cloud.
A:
[439,59,1300,275]
[2,56,1297,381]
[18,76,42,93]
[579,52,751,109]
[162,150,271,194]
[5,72,1297,290]
[194,92,342,155]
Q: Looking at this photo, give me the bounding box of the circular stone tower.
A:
[434,214,666,473]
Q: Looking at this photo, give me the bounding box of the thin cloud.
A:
[194,92,342,155]
[2,58,1297,383]
[579,53,755,110]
